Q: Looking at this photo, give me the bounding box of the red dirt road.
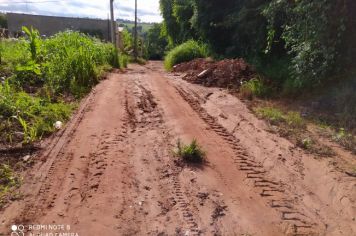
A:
[0,62,355,235]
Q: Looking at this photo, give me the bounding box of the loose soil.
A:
[0,62,355,236]
[173,58,255,88]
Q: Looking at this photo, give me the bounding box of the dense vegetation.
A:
[0,28,120,145]
[159,0,356,91]
[146,23,168,60]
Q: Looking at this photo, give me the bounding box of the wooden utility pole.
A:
[134,0,138,60]
[110,0,117,47]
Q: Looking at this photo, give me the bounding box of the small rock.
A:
[54,121,63,130]
[23,155,31,162]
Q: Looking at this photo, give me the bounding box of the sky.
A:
[0,0,162,23]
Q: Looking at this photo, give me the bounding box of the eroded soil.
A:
[0,62,355,236]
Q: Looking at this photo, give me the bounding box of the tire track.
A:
[174,85,321,235]
[122,80,202,235]
[12,89,96,226]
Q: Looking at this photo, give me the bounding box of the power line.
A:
[0,0,62,4]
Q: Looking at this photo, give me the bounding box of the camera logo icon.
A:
[11,225,25,236]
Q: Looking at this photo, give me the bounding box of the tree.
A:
[159,0,196,46]
[146,23,168,60]
[0,14,7,29]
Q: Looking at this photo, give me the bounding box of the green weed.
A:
[255,107,284,125]
[22,26,41,61]
[285,112,306,129]
[256,106,306,129]
[164,40,207,70]
[240,78,269,99]
[176,139,206,163]
[0,164,20,199]
[332,128,356,153]
[175,139,206,164]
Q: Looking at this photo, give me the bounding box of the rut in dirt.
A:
[0,62,355,236]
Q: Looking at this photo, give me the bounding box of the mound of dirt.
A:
[172,58,255,88]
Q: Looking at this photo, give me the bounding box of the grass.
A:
[0,28,119,146]
[240,77,270,99]
[0,28,122,207]
[164,40,208,70]
[255,105,336,156]
[255,106,284,125]
[175,139,206,164]
[0,164,21,206]
[0,81,74,144]
[255,106,305,128]
[332,128,356,154]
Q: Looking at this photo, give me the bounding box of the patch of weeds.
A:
[332,128,356,153]
[297,137,313,150]
[285,111,306,129]
[256,106,306,129]
[255,106,284,125]
[175,139,206,164]
[0,164,21,205]
[240,77,270,99]
[297,137,335,157]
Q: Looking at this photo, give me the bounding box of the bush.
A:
[175,139,206,163]
[164,40,207,70]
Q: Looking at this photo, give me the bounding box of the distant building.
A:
[7,12,115,41]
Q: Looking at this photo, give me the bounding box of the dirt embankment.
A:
[173,58,255,88]
[0,62,354,236]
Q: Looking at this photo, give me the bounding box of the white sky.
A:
[0,0,162,23]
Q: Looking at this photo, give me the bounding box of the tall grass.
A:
[164,40,207,70]
[0,29,119,145]
[41,31,120,97]
[0,80,74,144]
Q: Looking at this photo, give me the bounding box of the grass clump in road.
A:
[164,40,207,70]
[175,139,206,164]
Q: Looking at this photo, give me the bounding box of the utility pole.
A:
[110,0,117,48]
[134,0,138,60]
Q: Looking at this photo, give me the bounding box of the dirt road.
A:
[1,62,355,235]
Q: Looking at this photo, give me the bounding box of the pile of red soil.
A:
[172,58,255,88]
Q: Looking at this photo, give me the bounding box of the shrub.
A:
[175,139,206,163]
[164,40,207,70]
